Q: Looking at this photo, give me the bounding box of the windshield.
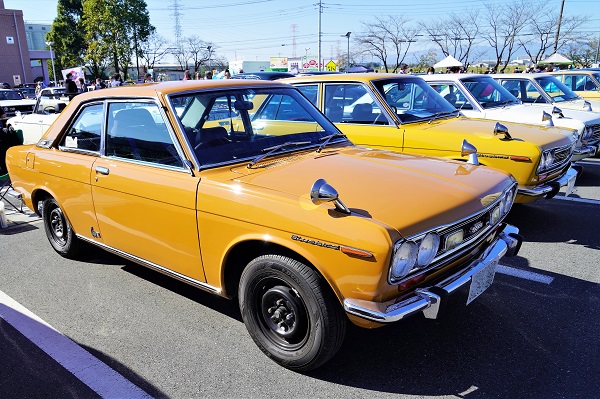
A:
[371,78,457,123]
[0,90,25,101]
[168,87,344,168]
[534,76,580,102]
[461,77,520,108]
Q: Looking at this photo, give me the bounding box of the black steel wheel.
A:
[42,198,82,258]
[239,255,346,371]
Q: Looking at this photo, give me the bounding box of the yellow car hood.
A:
[231,147,511,236]
[429,117,575,149]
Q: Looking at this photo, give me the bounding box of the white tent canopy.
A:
[539,53,572,64]
[433,55,463,68]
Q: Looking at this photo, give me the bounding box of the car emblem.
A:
[469,221,484,235]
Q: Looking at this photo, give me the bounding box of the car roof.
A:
[231,72,295,80]
[490,73,554,79]
[283,72,413,84]
[421,73,483,81]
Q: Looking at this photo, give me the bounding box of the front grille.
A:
[589,124,600,141]
[552,144,573,166]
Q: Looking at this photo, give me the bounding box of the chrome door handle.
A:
[95,166,110,175]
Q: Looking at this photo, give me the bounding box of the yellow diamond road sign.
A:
[325,60,337,71]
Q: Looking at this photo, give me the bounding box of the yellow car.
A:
[6,80,521,371]
[550,70,600,100]
[285,73,580,203]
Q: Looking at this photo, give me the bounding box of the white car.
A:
[423,74,600,161]
[492,73,600,112]
[1,89,36,118]
[5,91,69,145]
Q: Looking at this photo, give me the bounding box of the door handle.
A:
[95,166,110,175]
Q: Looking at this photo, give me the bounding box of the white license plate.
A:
[467,259,498,305]
[564,173,577,197]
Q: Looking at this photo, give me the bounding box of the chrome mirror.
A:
[552,106,563,118]
[461,140,479,165]
[583,100,592,112]
[493,122,512,140]
[542,111,554,126]
[310,179,350,214]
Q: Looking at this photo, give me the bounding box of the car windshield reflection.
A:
[461,77,520,109]
[169,87,345,168]
[371,78,458,123]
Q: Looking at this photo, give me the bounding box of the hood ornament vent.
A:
[310,179,351,214]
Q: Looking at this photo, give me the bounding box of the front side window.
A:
[106,102,183,167]
[499,80,547,103]
[169,87,343,167]
[372,78,457,123]
[324,84,387,124]
[296,85,319,106]
[60,103,103,152]
[461,77,520,108]
[534,76,578,102]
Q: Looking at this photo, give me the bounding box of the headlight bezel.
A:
[388,182,517,285]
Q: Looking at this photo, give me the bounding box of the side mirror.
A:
[493,122,512,140]
[461,140,479,165]
[542,111,554,126]
[310,179,350,214]
[583,100,592,112]
[552,106,564,118]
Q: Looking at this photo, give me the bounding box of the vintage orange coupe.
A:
[6,80,521,370]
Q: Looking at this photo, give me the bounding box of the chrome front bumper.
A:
[517,166,580,199]
[343,224,522,323]
[572,144,597,161]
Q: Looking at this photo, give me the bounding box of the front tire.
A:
[238,255,346,371]
[42,198,82,258]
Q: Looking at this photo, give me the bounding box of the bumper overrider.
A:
[343,224,522,323]
[518,165,581,199]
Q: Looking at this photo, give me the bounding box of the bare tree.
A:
[518,6,589,64]
[139,32,171,71]
[172,42,190,72]
[564,37,599,67]
[420,12,482,68]
[481,0,532,72]
[186,36,214,74]
[356,16,419,73]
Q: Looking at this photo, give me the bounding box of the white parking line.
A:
[496,265,554,284]
[0,290,153,399]
[553,196,600,205]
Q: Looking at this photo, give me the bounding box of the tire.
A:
[238,255,346,371]
[42,198,82,258]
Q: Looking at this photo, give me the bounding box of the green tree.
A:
[46,0,86,81]
[82,0,154,80]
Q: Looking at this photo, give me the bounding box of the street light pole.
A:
[46,41,57,86]
[343,32,351,73]
[304,47,310,71]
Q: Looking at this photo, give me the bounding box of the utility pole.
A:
[318,0,322,71]
[553,0,565,54]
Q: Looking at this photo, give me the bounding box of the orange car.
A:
[6,80,521,370]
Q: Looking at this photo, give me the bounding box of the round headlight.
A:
[504,188,514,214]
[417,233,440,268]
[390,241,417,281]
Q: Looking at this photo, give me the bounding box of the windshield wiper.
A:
[428,110,456,124]
[248,141,311,168]
[317,133,347,153]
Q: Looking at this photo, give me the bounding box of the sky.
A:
[5,0,600,64]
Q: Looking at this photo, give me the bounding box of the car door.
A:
[91,100,204,281]
[321,83,401,151]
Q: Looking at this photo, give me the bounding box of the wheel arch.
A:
[221,239,342,306]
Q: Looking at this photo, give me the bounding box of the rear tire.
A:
[238,255,346,371]
[42,198,82,259]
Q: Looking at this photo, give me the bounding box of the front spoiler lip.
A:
[518,166,578,198]
[343,224,522,323]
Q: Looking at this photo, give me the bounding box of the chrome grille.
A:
[552,144,573,166]
[590,124,600,141]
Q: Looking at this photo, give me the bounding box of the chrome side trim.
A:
[344,224,521,323]
[518,166,577,197]
[76,235,222,295]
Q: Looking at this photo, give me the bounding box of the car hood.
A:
[230,146,512,237]
[0,99,36,107]
[554,98,600,112]
[481,104,599,131]
[426,116,575,149]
